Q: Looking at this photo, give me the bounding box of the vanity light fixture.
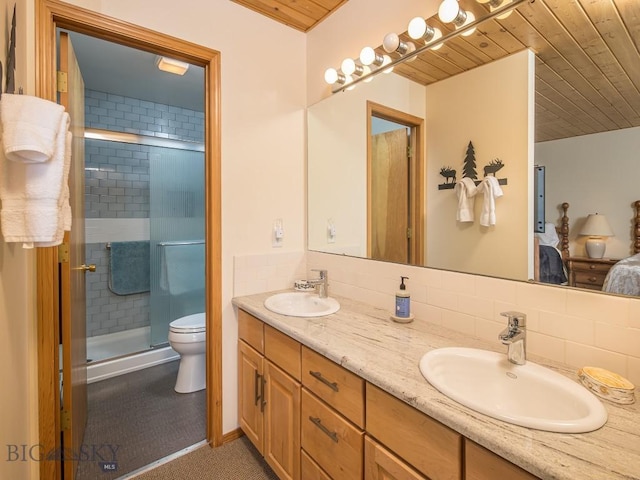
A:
[325,0,527,91]
[407,17,443,50]
[382,33,417,60]
[156,56,190,76]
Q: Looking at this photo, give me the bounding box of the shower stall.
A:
[84,129,204,381]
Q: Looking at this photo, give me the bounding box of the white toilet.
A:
[168,312,206,393]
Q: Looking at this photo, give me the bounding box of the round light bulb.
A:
[324,68,338,85]
[359,46,375,66]
[341,58,356,76]
[438,0,460,23]
[382,55,394,74]
[405,42,417,62]
[362,66,373,82]
[383,33,400,54]
[461,11,476,36]
[407,17,427,40]
[430,27,443,50]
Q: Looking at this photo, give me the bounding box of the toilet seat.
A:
[169,312,206,334]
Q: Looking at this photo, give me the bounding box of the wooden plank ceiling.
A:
[233,0,640,143]
[230,0,348,32]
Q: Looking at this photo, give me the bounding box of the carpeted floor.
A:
[77,360,206,479]
[131,436,278,479]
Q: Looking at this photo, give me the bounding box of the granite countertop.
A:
[232,291,640,480]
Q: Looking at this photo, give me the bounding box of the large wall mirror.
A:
[308,0,640,297]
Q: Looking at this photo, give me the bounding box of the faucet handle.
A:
[311,269,327,279]
[500,311,526,328]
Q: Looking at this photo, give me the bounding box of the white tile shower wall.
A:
[85,243,150,338]
[233,251,307,297]
[307,251,640,385]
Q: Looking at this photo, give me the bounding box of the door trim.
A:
[35,2,222,478]
[366,101,425,266]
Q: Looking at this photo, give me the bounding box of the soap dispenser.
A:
[392,276,414,323]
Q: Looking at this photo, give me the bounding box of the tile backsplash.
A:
[233,250,639,384]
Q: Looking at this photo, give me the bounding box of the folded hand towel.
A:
[1,94,66,163]
[455,177,478,222]
[0,112,72,245]
[477,176,504,226]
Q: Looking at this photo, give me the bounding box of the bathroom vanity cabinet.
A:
[237,308,540,480]
[238,310,301,480]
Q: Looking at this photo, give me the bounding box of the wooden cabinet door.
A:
[264,360,301,480]
[365,436,427,480]
[465,440,539,480]
[238,340,264,454]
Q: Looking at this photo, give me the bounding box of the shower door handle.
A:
[76,264,97,273]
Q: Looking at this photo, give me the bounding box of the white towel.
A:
[455,177,478,222]
[477,176,504,226]
[1,94,66,163]
[0,112,72,245]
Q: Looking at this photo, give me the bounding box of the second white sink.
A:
[264,292,340,317]
[419,347,608,433]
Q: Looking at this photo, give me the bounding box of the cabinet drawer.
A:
[301,449,332,480]
[238,310,264,353]
[573,271,607,288]
[574,261,612,274]
[366,383,462,480]
[365,436,427,480]
[265,325,301,381]
[301,388,364,480]
[302,346,365,428]
[465,439,539,480]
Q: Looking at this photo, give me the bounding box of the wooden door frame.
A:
[366,101,425,266]
[35,1,222,478]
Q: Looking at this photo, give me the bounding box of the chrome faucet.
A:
[308,269,328,298]
[498,311,527,365]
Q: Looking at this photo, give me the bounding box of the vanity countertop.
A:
[233,291,640,480]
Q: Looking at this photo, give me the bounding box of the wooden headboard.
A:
[557,201,640,258]
[635,200,640,254]
[558,202,570,262]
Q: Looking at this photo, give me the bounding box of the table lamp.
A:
[580,213,614,259]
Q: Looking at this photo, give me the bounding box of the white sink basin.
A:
[419,347,607,433]
[264,292,340,317]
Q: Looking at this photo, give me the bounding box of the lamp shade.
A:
[580,213,614,259]
[580,214,614,237]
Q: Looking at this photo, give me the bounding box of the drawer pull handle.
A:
[309,370,339,392]
[254,371,262,406]
[309,416,339,443]
[589,264,596,269]
[588,276,597,283]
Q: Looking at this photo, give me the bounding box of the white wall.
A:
[307,73,426,256]
[0,1,39,479]
[306,0,440,105]
[425,50,535,280]
[536,126,640,259]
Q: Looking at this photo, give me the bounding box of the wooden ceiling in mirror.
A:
[235,0,640,142]
[388,0,640,142]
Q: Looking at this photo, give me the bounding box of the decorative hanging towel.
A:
[477,175,504,226]
[454,177,478,222]
[0,100,72,247]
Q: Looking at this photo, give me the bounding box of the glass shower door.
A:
[149,146,205,347]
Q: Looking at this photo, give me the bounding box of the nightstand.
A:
[567,257,619,290]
